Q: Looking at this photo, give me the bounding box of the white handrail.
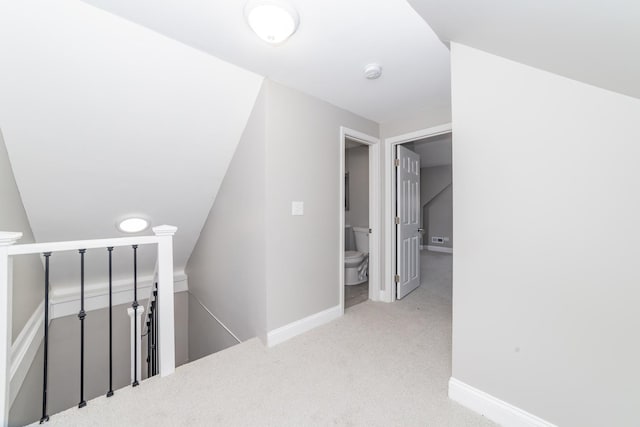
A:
[7,235,159,256]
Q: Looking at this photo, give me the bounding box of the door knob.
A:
[417,228,424,233]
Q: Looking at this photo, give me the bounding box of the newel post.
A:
[152,225,177,377]
[0,232,22,425]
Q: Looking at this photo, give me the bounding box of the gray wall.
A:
[188,292,239,361]
[0,130,44,341]
[187,79,377,342]
[345,145,369,229]
[451,43,640,426]
[9,293,189,426]
[186,81,267,343]
[420,165,452,248]
[264,80,378,330]
[8,342,42,427]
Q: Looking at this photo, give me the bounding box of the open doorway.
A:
[384,124,452,302]
[339,127,380,313]
[344,139,370,308]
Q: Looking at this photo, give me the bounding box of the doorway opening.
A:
[339,127,380,313]
[384,124,452,302]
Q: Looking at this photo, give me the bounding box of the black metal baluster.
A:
[106,247,114,397]
[150,300,155,376]
[132,245,139,387]
[153,287,158,376]
[78,249,87,408]
[39,252,51,424]
[146,318,151,379]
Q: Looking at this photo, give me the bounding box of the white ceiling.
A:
[411,133,451,168]
[0,0,263,291]
[81,0,452,123]
[408,0,640,101]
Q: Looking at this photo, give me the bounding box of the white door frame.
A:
[383,123,452,302]
[339,127,381,313]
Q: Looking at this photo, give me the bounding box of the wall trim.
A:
[426,245,453,254]
[449,378,557,427]
[10,301,46,407]
[267,305,341,347]
[187,291,241,344]
[50,272,188,319]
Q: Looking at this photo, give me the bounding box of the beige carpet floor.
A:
[42,252,495,427]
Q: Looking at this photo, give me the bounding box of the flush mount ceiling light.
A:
[117,217,149,234]
[364,63,383,80]
[244,0,299,44]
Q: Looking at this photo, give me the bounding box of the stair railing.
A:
[0,225,177,425]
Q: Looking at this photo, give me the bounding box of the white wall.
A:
[0,0,264,295]
[265,81,378,330]
[186,82,267,343]
[345,145,369,229]
[451,43,640,427]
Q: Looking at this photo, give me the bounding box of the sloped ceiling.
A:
[80,0,451,123]
[408,0,640,100]
[412,133,452,168]
[0,0,264,291]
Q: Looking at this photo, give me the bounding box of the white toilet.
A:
[344,226,369,286]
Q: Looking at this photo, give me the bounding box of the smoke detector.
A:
[363,63,382,80]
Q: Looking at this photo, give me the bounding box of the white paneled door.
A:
[396,145,421,299]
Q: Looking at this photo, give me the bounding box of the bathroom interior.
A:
[344,138,370,309]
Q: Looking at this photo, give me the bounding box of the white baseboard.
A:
[10,301,47,407]
[427,245,453,254]
[50,273,188,319]
[267,305,342,347]
[449,378,557,427]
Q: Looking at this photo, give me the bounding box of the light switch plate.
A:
[291,201,304,216]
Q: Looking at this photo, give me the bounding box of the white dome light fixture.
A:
[117,217,149,234]
[245,0,299,45]
[364,63,383,80]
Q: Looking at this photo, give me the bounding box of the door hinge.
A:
[395,216,400,225]
[394,158,400,167]
[394,274,400,283]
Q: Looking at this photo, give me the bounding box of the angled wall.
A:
[451,43,640,426]
[186,82,268,345]
[187,80,378,347]
[0,0,264,293]
[1,130,44,427]
[0,131,43,341]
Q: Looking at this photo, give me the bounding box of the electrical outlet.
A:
[431,236,444,244]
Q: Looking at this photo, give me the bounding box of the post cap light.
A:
[245,0,299,44]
